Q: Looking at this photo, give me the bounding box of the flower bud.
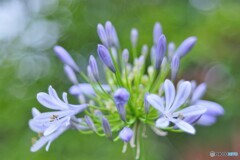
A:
[97,44,116,73]
[175,36,197,58]
[54,46,80,72]
[122,49,129,63]
[153,22,162,45]
[168,42,175,61]
[89,55,99,81]
[113,88,130,121]
[141,44,148,57]
[155,35,166,69]
[102,116,112,139]
[97,24,108,47]
[119,127,133,142]
[64,65,78,84]
[84,115,96,132]
[171,55,180,80]
[131,28,138,48]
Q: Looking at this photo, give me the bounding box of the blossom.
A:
[29,86,88,151]
[119,127,133,142]
[102,116,112,139]
[147,79,207,134]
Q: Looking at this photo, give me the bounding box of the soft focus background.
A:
[0,0,239,159]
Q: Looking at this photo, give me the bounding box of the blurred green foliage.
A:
[0,0,239,159]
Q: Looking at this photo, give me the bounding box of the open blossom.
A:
[147,79,207,134]
[29,86,88,152]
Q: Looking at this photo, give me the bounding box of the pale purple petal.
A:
[172,119,195,134]
[170,81,192,112]
[114,88,130,121]
[37,93,67,110]
[164,79,175,111]
[122,49,129,63]
[168,42,175,60]
[191,83,207,103]
[195,100,224,116]
[197,115,217,126]
[146,94,165,113]
[156,117,170,128]
[84,115,96,132]
[173,105,207,117]
[32,107,41,117]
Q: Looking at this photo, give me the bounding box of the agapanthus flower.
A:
[29,21,224,159]
[29,86,88,152]
[147,79,207,134]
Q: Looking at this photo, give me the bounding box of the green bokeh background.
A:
[0,0,239,159]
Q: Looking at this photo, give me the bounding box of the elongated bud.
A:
[54,46,80,72]
[64,65,78,84]
[144,93,150,114]
[155,35,166,69]
[151,46,156,66]
[153,22,162,45]
[175,36,197,58]
[102,116,112,139]
[171,55,180,80]
[131,28,138,48]
[84,115,96,132]
[97,24,108,47]
[122,49,129,63]
[97,44,116,73]
[104,21,119,48]
[119,127,133,142]
[87,65,95,82]
[141,44,148,57]
[168,42,175,61]
[89,55,99,81]
[113,88,130,121]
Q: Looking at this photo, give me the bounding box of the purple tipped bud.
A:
[64,65,78,84]
[168,42,175,61]
[97,24,108,47]
[155,35,166,69]
[102,116,112,139]
[54,46,80,72]
[105,21,113,47]
[85,115,96,132]
[89,55,99,81]
[175,36,197,58]
[119,127,133,142]
[144,93,150,114]
[113,88,130,121]
[122,49,129,63]
[97,44,116,73]
[131,28,138,48]
[153,22,162,45]
[171,55,180,80]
